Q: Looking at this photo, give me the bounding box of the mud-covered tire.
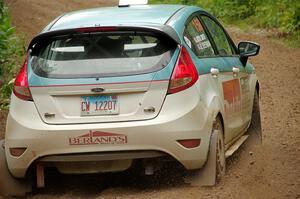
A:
[248,90,262,144]
[213,117,226,181]
[0,140,32,197]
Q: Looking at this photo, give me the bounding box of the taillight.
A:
[167,46,198,94]
[13,56,33,101]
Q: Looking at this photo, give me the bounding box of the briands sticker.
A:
[69,131,128,145]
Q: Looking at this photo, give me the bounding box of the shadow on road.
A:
[32,163,188,197]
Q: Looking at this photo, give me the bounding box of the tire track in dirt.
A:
[1,1,300,198]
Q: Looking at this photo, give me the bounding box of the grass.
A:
[0,1,25,109]
[150,0,300,48]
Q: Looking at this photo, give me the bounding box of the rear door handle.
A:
[232,67,240,77]
[210,67,219,78]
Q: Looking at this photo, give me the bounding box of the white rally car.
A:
[0,1,261,196]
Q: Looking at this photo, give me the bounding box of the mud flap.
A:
[248,116,262,144]
[184,130,218,186]
[0,140,32,197]
[248,91,262,145]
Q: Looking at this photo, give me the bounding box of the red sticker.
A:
[223,79,241,113]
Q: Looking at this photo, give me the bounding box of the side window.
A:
[201,16,234,56]
[184,16,215,57]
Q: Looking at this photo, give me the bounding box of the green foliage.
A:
[150,0,300,45]
[0,78,14,109]
[253,0,300,33]
[0,1,25,109]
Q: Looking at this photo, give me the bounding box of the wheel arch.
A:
[214,112,225,141]
[206,95,226,139]
[216,112,225,132]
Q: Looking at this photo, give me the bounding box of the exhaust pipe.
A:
[144,163,154,175]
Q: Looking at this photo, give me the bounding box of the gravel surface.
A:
[1,1,300,198]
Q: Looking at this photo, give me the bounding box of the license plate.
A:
[80,95,119,116]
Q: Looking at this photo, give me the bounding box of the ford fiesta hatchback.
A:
[0,1,261,196]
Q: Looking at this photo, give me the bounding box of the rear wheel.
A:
[213,117,226,181]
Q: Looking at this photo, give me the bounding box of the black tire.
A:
[248,90,262,144]
[213,117,226,181]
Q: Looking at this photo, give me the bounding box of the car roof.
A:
[49,4,190,31]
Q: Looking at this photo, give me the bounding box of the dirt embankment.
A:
[1,1,300,199]
[5,0,118,43]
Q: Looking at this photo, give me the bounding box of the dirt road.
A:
[1,0,300,198]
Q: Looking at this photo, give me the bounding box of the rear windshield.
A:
[30,31,177,78]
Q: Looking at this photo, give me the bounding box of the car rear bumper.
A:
[5,86,213,178]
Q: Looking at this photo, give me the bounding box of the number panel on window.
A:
[184,16,215,57]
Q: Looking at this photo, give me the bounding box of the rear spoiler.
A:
[27,25,181,51]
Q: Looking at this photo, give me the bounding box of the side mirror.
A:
[238,41,260,65]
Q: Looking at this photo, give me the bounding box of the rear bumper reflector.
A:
[177,139,201,149]
[9,147,27,157]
